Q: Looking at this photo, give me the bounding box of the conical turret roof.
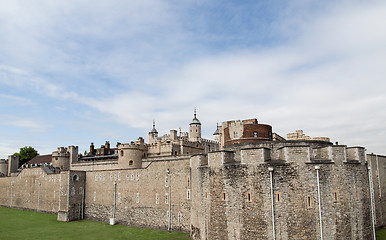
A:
[190,108,201,125]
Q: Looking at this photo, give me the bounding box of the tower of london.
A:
[0,111,384,240]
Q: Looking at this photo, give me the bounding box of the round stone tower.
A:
[189,108,201,142]
[118,138,147,168]
[52,147,70,170]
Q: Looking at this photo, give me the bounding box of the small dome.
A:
[149,121,158,134]
[190,108,201,125]
[213,123,219,135]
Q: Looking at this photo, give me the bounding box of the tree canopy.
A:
[14,146,39,167]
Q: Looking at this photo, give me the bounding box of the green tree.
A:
[14,146,39,167]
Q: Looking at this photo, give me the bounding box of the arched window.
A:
[120,150,124,157]
[129,160,134,166]
[253,132,258,138]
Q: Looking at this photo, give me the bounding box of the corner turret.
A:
[189,108,201,142]
[149,120,158,144]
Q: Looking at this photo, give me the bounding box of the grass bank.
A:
[0,207,190,240]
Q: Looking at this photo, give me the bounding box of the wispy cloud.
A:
[0,0,385,157]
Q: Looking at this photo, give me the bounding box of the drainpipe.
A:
[111,181,117,225]
[268,167,276,240]
[38,182,41,211]
[10,182,13,207]
[167,169,171,231]
[81,187,85,220]
[315,166,323,240]
[367,166,376,240]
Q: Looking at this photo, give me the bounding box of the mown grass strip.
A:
[0,207,191,240]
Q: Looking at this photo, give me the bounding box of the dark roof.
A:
[26,154,52,165]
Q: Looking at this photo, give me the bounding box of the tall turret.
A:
[148,120,158,144]
[213,123,220,142]
[189,108,201,142]
[7,155,19,176]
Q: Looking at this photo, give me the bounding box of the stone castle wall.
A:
[367,154,386,228]
[190,143,373,240]
[0,168,63,213]
[0,141,384,239]
[83,156,192,232]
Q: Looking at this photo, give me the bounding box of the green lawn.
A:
[377,228,386,240]
[0,207,191,240]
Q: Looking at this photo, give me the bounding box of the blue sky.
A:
[0,0,385,157]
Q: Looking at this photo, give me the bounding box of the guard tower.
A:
[189,108,201,142]
[148,120,158,144]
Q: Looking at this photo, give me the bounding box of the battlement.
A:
[192,143,366,168]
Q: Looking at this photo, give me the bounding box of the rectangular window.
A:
[187,189,191,200]
[333,191,338,202]
[95,174,98,182]
[165,176,169,187]
[178,211,182,223]
[131,173,134,180]
[276,192,282,203]
[306,195,312,208]
[93,192,96,202]
[126,173,130,181]
[253,132,258,138]
[187,176,190,188]
[165,193,169,204]
[110,172,113,181]
[156,193,159,204]
[136,193,140,203]
[355,191,359,201]
[99,173,102,181]
[118,172,121,181]
[247,192,252,202]
[136,172,139,181]
[222,191,226,201]
[205,191,208,199]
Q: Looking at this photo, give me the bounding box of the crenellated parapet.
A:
[193,143,367,169]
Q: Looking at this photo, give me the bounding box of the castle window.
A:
[355,191,359,201]
[276,192,282,203]
[110,173,113,181]
[306,195,312,208]
[129,160,133,166]
[165,193,169,204]
[187,177,190,188]
[99,173,102,181]
[93,192,96,202]
[95,174,98,182]
[118,172,121,181]
[187,189,191,200]
[73,174,79,182]
[196,129,197,132]
[247,192,252,202]
[222,191,227,201]
[333,191,338,202]
[136,172,139,181]
[234,132,238,138]
[165,176,169,187]
[120,150,124,157]
[253,132,258,138]
[156,193,159,204]
[126,173,130,181]
[205,191,208,199]
[136,193,140,203]
[178,211,182,223]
